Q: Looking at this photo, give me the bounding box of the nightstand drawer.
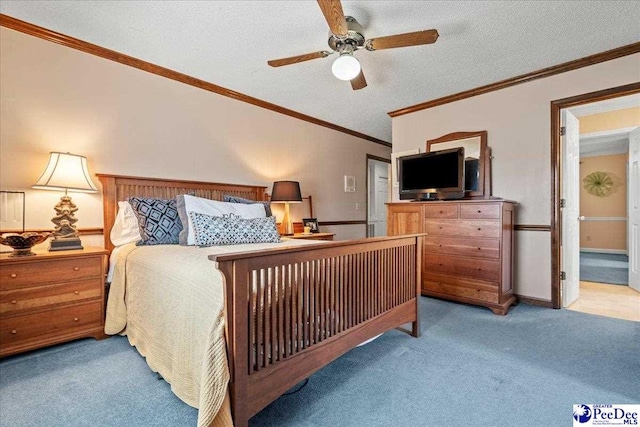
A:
[0,301,103,350]
[0,256,102,290]
[0,279,102,315]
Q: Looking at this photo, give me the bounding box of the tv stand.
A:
[412,191,465,201]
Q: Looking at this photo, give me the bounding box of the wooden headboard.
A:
[97,174,267,252]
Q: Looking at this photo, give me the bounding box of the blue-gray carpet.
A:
[1,298,638,427]
[580,252,629,285]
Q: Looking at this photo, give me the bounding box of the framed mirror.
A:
[426,131,490,198]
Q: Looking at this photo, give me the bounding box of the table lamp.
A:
[32,152,98,251]
[270,181,302,236]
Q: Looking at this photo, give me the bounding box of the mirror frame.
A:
[426,131,490,198]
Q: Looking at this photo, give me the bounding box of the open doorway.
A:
[366,155,390,237]
[556,90,640,321]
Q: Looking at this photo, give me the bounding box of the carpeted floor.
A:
[1,297,638,427]
[580,252,629,285]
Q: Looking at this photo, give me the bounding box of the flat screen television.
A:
[398,147,465,200]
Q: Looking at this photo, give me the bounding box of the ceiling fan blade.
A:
[268,51,331,67]
[350,69,367,90]
[366,29,439,51]
[317,0,349,37]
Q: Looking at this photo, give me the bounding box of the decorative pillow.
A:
[223,195,272,217]
[189,212,280,246]
[176,194,266,246]
[110,201,141,246]
[129,197,182,245]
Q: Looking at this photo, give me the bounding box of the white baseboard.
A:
[580,248,628,255]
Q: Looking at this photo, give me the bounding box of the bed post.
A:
[97,174,117,253]
[218,259,250,427]
[412,235,423,338]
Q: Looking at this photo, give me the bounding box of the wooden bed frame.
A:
[98,173,423,427]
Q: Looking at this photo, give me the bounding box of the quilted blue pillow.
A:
[189,212,280,246]
[129,197,182,245]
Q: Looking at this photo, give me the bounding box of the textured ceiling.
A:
[1,1,639,143]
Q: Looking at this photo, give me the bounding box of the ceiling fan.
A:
[267,0,439,90]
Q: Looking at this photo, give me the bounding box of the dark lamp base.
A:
[49,237,84,251]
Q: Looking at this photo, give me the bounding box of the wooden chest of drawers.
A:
[0,247,108,357]
[388,200,516,315]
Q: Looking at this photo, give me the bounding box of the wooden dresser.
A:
[388,200,516,315]
[0,247,108,357]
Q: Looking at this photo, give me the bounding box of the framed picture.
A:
[302,218,319,233]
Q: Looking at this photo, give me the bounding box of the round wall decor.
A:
[583,171,615,197]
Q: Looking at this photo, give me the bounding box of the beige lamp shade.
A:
[32,152,98,193]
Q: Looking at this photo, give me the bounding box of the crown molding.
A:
[0,14,391,147]
[388,42,640,117]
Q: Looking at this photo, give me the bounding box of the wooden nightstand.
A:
[285,232,335,241]
[0,246,108,357]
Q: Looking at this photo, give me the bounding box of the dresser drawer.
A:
[460,203,500,219]
[423,204,458,219]
[424,220,500,238]
[0,301,102,350]
[422,273,499,303]
[424,254,500,281]
[0,256,102,290]
[0,279,102,315]
[423,236,500,259]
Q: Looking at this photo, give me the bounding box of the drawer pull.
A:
[10,273,17,278]
[11,300,17,304]
[73,317,79,322]
[477,228,481,231]
[477,247,482,250]
[438,263,443,266]
[439,210,444,214]
[477,210,482,213]
[477,268,482,271]
[73,267,80,271]
[11,330,17,335]
[74,291,80,295]
[438,226,443,230]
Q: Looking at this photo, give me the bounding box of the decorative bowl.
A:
[0,232,50,257]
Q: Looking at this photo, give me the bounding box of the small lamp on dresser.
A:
[32,152,98,251]
[270,181,302,236]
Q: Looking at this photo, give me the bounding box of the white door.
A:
[628,127,640,291]
[367,159,389,237]
[562,110,581,307]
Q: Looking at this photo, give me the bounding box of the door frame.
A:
[550,82,640,308]
[365,154,391,237]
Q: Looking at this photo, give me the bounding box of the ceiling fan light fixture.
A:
[331,53,361,81]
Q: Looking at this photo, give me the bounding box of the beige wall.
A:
[391,53,640,300]
[579,154,627,251]
[0,28,390,248]
[579,106,640,134]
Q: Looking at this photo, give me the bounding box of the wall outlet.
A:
[355,203,361,211]
[586,235,591,242]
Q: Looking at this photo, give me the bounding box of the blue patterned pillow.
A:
[189,212,280,246]
[129,197,182,245]
[223,195,272,217]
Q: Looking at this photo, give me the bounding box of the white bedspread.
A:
[105,239,320,427]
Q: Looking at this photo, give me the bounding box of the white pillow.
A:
[181,194,266,245]
[110,201,141,246]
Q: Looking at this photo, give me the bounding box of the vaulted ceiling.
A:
[1,1,639,143]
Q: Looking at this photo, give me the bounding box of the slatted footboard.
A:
[211,234,423,427]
